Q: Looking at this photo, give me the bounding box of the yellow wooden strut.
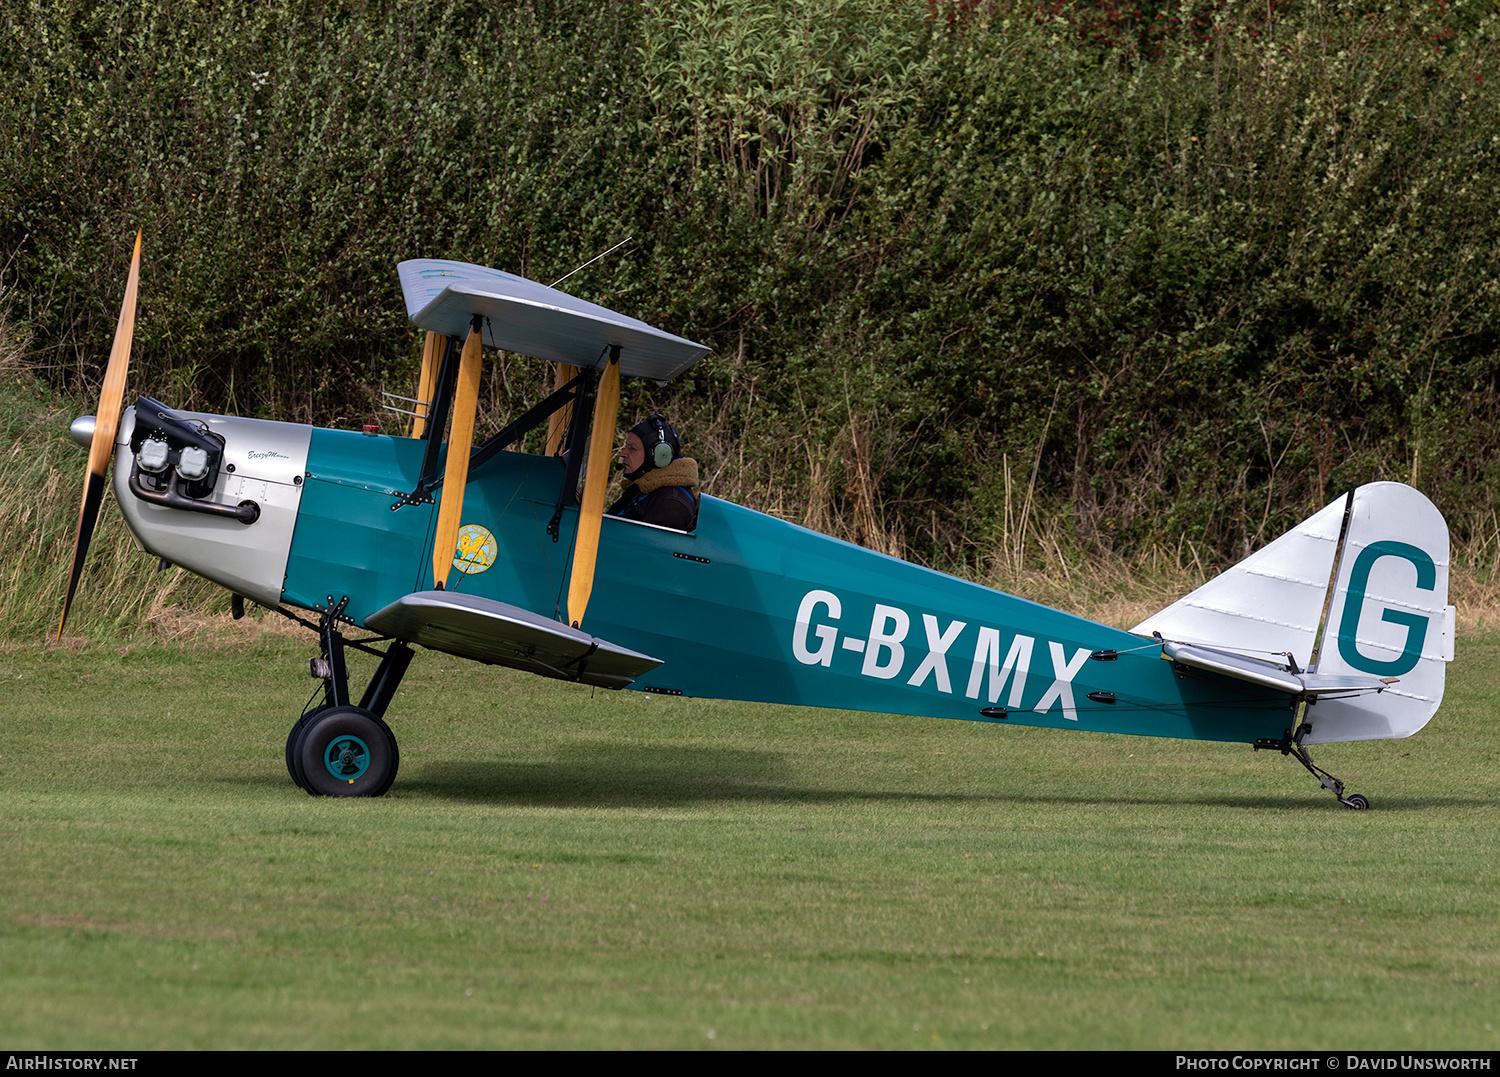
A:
[564,355,621,627]
[544,362,577,455]
[410,331,444,439]
[430,325,483,591]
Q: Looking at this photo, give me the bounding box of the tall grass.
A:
[0,312,226,640]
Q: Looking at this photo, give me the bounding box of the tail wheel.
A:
[294,706,399,798]
[1342,793,1370,811]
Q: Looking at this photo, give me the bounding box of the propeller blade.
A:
[58,230,141,639]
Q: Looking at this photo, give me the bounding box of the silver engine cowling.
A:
[112,404,312,606]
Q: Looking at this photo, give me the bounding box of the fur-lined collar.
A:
[634,456,699,494]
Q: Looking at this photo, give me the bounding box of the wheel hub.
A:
[324,734,371,781]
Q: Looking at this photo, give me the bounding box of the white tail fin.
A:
[1132,494,1347,665]
[1133,482,1454,743]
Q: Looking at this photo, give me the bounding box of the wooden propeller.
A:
[58,230,141,639]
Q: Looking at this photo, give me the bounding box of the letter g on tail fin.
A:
[1310,483,1454,743]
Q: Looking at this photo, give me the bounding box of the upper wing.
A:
[397,259,709,383]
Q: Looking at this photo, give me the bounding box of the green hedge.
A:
[4,0,1498,572]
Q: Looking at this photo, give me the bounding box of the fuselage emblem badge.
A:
[453,524,499,575]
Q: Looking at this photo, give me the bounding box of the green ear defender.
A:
[648,415,675,468]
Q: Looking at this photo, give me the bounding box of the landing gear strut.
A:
[1255,723,1370,810]
[284,597,414,797]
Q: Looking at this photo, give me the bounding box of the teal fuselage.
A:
[281,428,1295,743]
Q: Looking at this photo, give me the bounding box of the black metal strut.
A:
[309,596,415,718]
[394,334,463,508]
[315,596,352,709]
[466,369,591,478]
[1254,722,1368,809]
[359,641,414,718]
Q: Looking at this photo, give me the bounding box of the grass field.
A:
[1,628,1498,1049]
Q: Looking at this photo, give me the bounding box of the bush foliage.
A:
[4,0,1498,573]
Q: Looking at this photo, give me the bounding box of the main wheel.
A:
[295,706,399,798]
[285,705,326,793]
[1343,793,1370,810]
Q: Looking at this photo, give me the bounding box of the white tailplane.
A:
[1133,483,1455,744]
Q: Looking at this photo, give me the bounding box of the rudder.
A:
[1303,482,1454,743]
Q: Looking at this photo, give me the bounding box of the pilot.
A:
[609,414,699,531]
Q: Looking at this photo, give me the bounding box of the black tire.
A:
[295,706,399,798]
[285,705,326,794]
[367,714,401,797]
[1343,793,1370,811]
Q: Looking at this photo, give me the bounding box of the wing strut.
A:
[430,320,483,590]
[546,368,597,541]
[410,331,444,438]
[545,363,577,455]
[466,367,590,478]
[565,347,621,627]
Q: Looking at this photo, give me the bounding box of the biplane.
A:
[61,235,1456,806]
